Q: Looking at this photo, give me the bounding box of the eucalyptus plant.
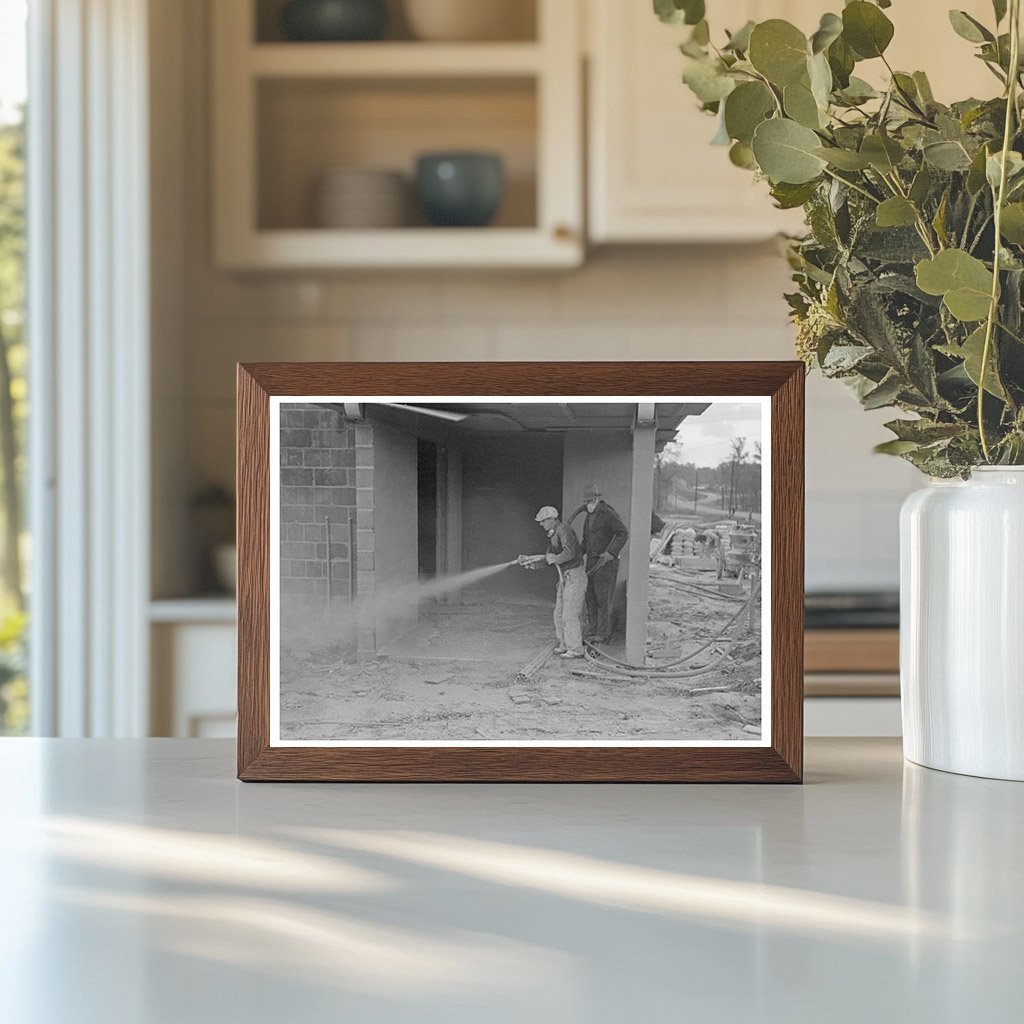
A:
[657,0,1024,475]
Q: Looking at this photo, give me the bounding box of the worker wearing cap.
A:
[581,484,628,643]
[534,506,586,660]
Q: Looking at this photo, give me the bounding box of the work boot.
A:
[560,650,585,659]
[553,645,568,654]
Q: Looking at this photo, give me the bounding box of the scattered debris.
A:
[280,571,762,741]
[512,643,556,685]
[423,674,455,686]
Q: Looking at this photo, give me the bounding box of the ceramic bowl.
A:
[281,0,388,42]
[415,152,504,228]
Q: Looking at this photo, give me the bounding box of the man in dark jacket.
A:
[580,484,628,643]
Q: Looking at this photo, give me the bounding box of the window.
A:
[0,0,28,734]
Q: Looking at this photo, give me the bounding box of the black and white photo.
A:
[270,397,769,746]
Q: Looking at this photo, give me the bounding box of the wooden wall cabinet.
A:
[587,0,814,243]
[212,0,583,268]
[586,0,997,244]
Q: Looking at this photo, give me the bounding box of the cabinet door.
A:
[588,0,994,244]
[588,0,812,243]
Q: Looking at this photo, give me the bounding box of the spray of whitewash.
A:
[284,560,519,655]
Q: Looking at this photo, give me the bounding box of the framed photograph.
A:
[237,362,803,782]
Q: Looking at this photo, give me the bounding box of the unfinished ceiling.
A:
[362,401,710,446]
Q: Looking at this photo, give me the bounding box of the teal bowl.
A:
[415,153,505,228]
[281,0,388,42]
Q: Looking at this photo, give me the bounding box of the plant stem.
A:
[979,0,1021,462]
[884,171,939,254]
[822,167,881,205]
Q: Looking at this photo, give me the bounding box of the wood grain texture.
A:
[236,361,805,783]
[236,365,270,778]
[769,365,804,782]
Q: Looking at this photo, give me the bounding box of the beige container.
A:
[315,168,407,228]
[403,0,535,41]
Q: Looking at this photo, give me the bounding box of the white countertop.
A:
[1,738,1020,1023]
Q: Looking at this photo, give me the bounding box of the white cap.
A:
[534,506,559,522]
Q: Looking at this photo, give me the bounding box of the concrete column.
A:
[625,413,657,666]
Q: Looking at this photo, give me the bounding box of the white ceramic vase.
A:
[900,467,1024,780]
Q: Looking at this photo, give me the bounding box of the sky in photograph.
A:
[0,0,27,122]
[669,401,763,468]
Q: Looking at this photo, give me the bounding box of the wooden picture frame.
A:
[237,362,804,782]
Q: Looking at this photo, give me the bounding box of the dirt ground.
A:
[279,566,762,742]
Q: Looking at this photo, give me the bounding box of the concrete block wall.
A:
[278,404,358,601]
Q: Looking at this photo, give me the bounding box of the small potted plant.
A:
[192,484,236,595]
[658,0,1024,780]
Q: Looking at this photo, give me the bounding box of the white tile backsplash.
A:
[181,251,917,593]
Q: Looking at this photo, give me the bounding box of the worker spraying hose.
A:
[516,506,587,660]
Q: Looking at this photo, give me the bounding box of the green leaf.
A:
[810,12,843,54]
[837,76,879,104]
[748,20,809,86]
[932,190,950,246]
[751,118,828,184]
[967,144,991,193]
[729,140,757,169]
[807,51,833,109]
[993,0,1008,24]
[948,10,994,44]
[986,150,1024,191]
[784,80,824,129]
[842,1,894,59]
[723,81,775,144]
[770,180,820,209]
[724,20,755,53]
[683,2,706,27]
[860,133,904,173]
[814,146,872,170]
[827,36,855,88]
[915,249,994,321]
[682,57,736,104]
[909,164,933,205]
[891,72,922,109]
[885,418,963,443]
[913,71,935,104]
[691,19,710,45]
[1000,203,1024,244]
[923,140,972,171]
[939,326,1006,397]
[876,197,918,228]
[862,375,903,409]
[874,439,922,455]
[653,0,705,26]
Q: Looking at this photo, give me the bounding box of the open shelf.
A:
[213,0,581,268]
[218,227,579,269]
[249,42,544,77]
[257,77,537,231]
[254,0,538,44]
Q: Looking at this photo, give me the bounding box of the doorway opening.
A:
[417,439,440,579]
